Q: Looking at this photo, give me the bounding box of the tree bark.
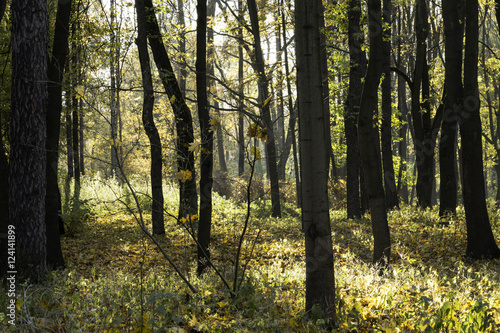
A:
[461,0,500,259]
[11,0,49,282]
[358,0,391,266]
[381,0,398,209]
[237,0,245,177]
[196,0,214,275]
[345,0,366,219]
[295,0,336,324]
[144,0,198,221]
[110,0,120,179]
[247,0,281,217]
[439,0,463,216]
[135,0,164,236]
[46,0,72,269]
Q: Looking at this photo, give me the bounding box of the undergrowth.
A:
[1,175,500,332]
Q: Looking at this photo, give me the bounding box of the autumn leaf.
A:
[262,96,272,107]
[188,141,200,152]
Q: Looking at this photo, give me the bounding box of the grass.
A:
[1,175,500,332]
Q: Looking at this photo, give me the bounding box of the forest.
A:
[1,0,500,331]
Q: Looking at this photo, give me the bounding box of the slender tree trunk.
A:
[136,0,164,236]
[295,0,336,323]
[11,0,49,282]
[247,0,281,217]
[277,5,297,184]
[144,0,198,221]
[381,0,398,209]
[440,0,463,216]
[237,0,245,177]
[66,105,73,178]
[358,0,391,266]
[196,0,214,275]
[110,0,119,179]
[345,0,366,219]
[46,0,72,269]
[461,0,500,259]
[177,0,187,95]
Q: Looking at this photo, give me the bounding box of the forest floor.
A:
[1,176,500,332]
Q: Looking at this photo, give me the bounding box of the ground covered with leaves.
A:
[1,177,500,332]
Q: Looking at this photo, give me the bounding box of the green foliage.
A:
[1,180,500,332]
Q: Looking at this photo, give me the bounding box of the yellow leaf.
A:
[75,85,85,99]
[218,301,229,308]
[169,95,176,104]
[263,96,272,107]
[188,141,200,152]
[250,146,261,160]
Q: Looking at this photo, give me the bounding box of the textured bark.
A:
[144,0,198,221]
[247,0,281,217]
[46,0,72,269]
[461,0,500,259]
[295,0,336,323]
[110,0,120,179]
[439,0,463,216]
[345,0,366,219]
[237,0,245,177]
[10,0,49,282]
[358,0,391,266]
[411,0,442,209]
[177,0,187,95]
[196,0,214,275]
[135,0,164,236]
[381,0,398,209]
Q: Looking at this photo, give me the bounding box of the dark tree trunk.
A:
[144,0,198,221]
[177,0,187,96]
[439,0,463,216]
[461,0,500,259]
[247,0,281,218]
[381,0,398,209]
[295,0,336,324]
[110,0,119,179]
[196,0,214,275]
[11,0,49,282]
[345,0,366,219]
[358,0,391,266]
[411,0,442,209]
[46,0,72,269]
[237,0,245,177]
[135,0,164,236]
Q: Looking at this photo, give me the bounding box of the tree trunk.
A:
[110,0,119,179]
[411,0,442,209]
[345,0,366,219]
[461,0,500,259]
[358,0,391,266]
[439,0,463,216]
[237,0,245,177]
[177,0,187,96]
[46,0,72,269]
[196,0,214,275]
[247,0,281,218]
[10,0,49,282]
[295,0,336,324]
[135,0,164,236]
[144,0,198,222]
[381,0,398,210]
